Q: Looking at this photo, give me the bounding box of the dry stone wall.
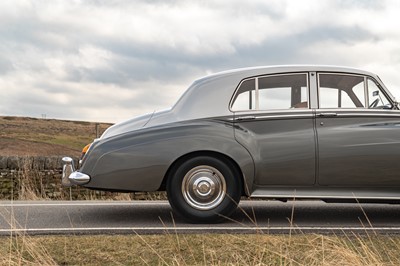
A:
[0,156,84,200]
[0,156,166,200]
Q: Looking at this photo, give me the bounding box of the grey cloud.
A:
[3,90,81,119]
[218,25,379,67]
[33,79,168,115]
[56,36,208,86]
[0,0,399,122]
[217,1,286,20]
[1,14,77,53]
[0,0,288,87]
[298,25,379,44]
[0,55,13,74]
[61,51,201,87]
[64,67,125,85]
[118,90,170,110]
[336,0,385,9]
[27,23,381,98]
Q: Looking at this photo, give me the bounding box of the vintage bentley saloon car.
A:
[62,65,400,223]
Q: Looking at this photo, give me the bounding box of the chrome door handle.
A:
[317,112,337,117]
[236,116,256,121]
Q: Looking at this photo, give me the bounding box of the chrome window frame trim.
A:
[255,77,259,110]
[364,76,369,108]
[309,72,318,109]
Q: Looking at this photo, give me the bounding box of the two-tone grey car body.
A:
[63,65,400,223]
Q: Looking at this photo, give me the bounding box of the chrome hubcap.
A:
[182,166,226,210]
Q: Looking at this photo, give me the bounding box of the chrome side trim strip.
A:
[335,113,400,118]
[250,193,400,200]
[235,114,314,121]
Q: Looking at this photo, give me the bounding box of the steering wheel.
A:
[369,98,379,108]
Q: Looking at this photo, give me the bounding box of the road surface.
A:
[1,200,400,235]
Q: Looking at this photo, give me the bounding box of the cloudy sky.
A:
[1,0,400,123]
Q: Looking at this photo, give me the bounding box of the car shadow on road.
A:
[73,200,400,228]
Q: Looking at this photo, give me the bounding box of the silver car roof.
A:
[195,65,377,82]
[169,65,381,121]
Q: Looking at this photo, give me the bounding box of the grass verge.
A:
[1,233,400,265]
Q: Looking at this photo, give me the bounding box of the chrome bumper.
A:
[62,157,91,187]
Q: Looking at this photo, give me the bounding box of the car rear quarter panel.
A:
[80,118,254,193]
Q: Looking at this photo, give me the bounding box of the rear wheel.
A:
[167,156,241,223]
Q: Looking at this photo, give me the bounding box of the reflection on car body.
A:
[62,65,400,223]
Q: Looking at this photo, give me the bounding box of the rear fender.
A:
[80,119,255,193]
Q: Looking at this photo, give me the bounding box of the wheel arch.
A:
[160,150,247,196]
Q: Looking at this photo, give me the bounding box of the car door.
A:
[316,73,400,186]
[231,73,316,186]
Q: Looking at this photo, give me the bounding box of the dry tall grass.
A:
[0,206,56,265]
[17,158,42,201]
[1,233,400,265]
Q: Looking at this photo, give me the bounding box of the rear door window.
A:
[231,73,309,111]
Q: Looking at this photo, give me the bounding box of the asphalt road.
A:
[1,200,400,235]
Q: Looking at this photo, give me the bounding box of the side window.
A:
[367,79,392,109]
[258,74,308,110]
[231,79,256,111]
[319,74,365,108]
[231,73,309,111]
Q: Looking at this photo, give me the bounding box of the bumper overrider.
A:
[62,157,90,187]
